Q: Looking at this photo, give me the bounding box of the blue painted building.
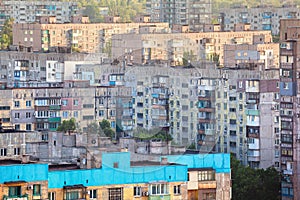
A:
[0,152,231,200]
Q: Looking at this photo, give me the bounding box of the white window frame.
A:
[150,184,169,195]
[133,186,141,197]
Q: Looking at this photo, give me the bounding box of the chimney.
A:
[161,157,168,165]
[22,154,30,163]
[0,119,3,132]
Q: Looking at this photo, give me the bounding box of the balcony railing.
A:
[3,194,28,200]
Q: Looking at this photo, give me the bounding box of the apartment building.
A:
[60,60,281,167]
[0,151,231,200]
[12,18,170,53]
[112,30,273,67]
[123,65,200,146]
[219,5,300,35]
[279,19,300,200]
[145,0,212,32]
[0,85,132,135]
[1,0,78,23]
[0,51,105,88]
[223,43,280,70]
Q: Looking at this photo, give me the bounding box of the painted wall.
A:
[165,153,231,173]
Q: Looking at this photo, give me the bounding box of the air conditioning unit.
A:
[142,192,149,196]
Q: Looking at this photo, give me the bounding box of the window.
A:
[66,191,79,200]
[9,186,21,197]
[133,186,141,196]
[48,192,56,200]
[15,113,20,119]
[239,93,243,100]
[203,192,216,199]
[150,184,169,195]
[284,82,289,89]
[33,184,41,196]
[89,189,97,199]
[26,112,31,118]
[99,110,104,117]
[63,111,68,118]
[239,104,243,110]
[73,111,78,118]
[198,170,215,181]
[0,148,7,156]
[26,100,31,107]
[42,133,48,141]
[62,100,68,106]
[111,121,115,128]
[15,124,20,130]
[26,124,32,131]
[173,185,181,195]
[0,106,10,110]
[73,99,79,106]
[239,81,243,88]
[108,188,123,200]
[14,147,20,155]
[14,101,20,107]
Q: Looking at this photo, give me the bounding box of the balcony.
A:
[205,129,215,135]
[48,117,61,123]
[280,62,293,69]
[198,107,214,113]
[283,169,293,175]
[246,109,260,116]
[247,155,260,162]
[198,118,214,123]
[198,129,205,134]
[3,194,28,200]
[136,118,143,124]
[246,98,259,104]
[49,105,61,110]
[149,195,171,200]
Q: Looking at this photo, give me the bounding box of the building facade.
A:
[112,30,273,67]
[145,0,212,32]
[219,5,300,35]
[12,19,170,53]
[279,19,300,200]
[0,152,231,200]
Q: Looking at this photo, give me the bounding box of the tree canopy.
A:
[231,154,281,200]
[99,119,116,139]
[76,0,145,23]
[57,118,76,133]
[133,127,173,141]
[0,18,13,49]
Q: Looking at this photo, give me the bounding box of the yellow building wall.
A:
[0,181,48,200]
[49,182,187,200]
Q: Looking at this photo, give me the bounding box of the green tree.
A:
[100,119,110,130]
[86,121,106,136]
[0,18,13,49]
[82,4,103,23]
[183,50,196,66]
[133,127,172,141]
[99,119,116,139]
[231,154,280,200]
[57,118,76,133]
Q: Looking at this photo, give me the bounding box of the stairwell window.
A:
[33,184,41,196]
